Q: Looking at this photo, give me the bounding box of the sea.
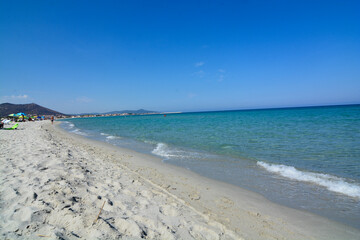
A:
[60,104,360,229]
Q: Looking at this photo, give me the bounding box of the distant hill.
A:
[0,103,65,117]
[104,109,158,115]
[78,109,158,115]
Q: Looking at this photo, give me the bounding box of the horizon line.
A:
[1,102,360,116]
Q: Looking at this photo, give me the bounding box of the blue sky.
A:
[1,1,359,114]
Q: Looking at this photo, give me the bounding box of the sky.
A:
[0,0,359,114]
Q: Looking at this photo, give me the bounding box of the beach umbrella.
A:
[8,114,19,119]
[16,112,26,116]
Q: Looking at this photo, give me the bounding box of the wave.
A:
[106,135,121,139]
[257,161,360,198]
[71,128,88,136]
[100,132,109,136]
[152,143,180,158]
[63,121,75,129]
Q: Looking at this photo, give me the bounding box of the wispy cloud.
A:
[193,70,205,78]
[76,96,93,103]
[1,94,29,101]
[7,94,28,99]
[195,62,205,67]
[218,75,225,82]
[218,69,226,82]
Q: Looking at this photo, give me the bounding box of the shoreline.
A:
[1,121,359,239]
[60,116,360,230]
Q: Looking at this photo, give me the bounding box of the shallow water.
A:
[60,105,360,229]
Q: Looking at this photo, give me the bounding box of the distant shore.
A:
[0,121,359,239]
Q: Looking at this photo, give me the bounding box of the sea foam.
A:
[106,135,120,139]
[64,121,75,129]
[257,161,360,198]
[71,128,88,136]
[152,143,178,158]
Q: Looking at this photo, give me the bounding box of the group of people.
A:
[0,116,55,129]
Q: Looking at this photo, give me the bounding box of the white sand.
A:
[0,121,359,239]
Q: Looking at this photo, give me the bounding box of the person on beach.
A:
[51,116,54,125]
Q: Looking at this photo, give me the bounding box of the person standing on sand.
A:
[51,116,54,125]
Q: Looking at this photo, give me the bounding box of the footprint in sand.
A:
[11,207,33,222]
[216,197,234,209]
[189,224,221,240]
[139,190,153,200]
[159,205,179,217]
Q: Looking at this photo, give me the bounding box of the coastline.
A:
[1,121,359,239]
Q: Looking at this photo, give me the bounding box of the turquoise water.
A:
[61,105,360,228]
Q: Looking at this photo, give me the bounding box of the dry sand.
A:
[0,121,359,239]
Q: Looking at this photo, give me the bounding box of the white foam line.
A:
[151,142,190,159]
[71,129,88,136]
[152,143,178,158]
[257,161,360,198]
[106,135,120,139]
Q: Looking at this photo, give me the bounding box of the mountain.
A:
[0,103,65,117]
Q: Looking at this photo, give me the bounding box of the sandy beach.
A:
[0,121,359,240]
